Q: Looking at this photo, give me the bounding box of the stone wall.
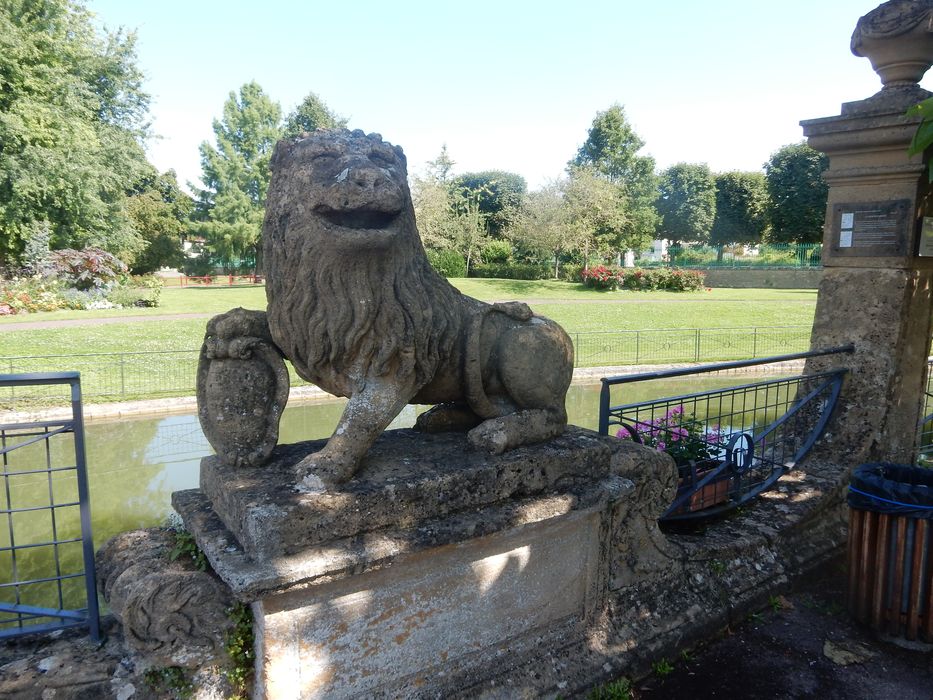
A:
[701,268,823,289]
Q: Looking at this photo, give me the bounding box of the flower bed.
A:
[580,265,705,291]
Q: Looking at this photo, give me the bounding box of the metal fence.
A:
[0,326,813,410]
[0,373,100,640]
[598,346,852,523]
[646,243,822,269]
[0,350,200,408]
[571,326,810,367]
[919,359,933,466]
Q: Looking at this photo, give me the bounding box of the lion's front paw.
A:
[467,420,510,455]
[294,450,359,493]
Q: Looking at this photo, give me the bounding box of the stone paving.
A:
[2,556,930,699]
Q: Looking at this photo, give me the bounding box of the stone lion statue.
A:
[262,129,573,488]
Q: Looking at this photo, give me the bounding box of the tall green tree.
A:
[426,144,455,183]
[0,0,152,266]
[282,91,345,139]
[450,188,488,274]
[451,171,526,238]
[193,82,282,269]
[411,146,459,251]
[126,170,193,274]
[570,104,658,247]
[710,171,770,246]
[764,142,829,243]
[656,163,717,245]
[563,165,630,268]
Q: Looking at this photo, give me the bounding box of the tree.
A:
[412,176,454,251]
[656,163,717,245]
[563,165,630,268]
[125,170,194,274]
[412,147,458,251]
[282,91,345,139]
[449,187,488,273]
[764,142,829,243]
[710,171,770,246]
[451,171,526,238]
[426,144,455,183]
[193,82,282,270]
[510,180,570,278]
[0,0,152,266]
[570,104,659,247]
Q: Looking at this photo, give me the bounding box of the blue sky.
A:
[88,1,916,192]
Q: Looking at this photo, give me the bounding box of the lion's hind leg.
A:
[467,407,566,455]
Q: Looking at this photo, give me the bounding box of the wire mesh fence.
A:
[0,325,813,410]
[643,243,823,269]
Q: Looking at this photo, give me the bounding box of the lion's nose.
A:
[349,167,385,191]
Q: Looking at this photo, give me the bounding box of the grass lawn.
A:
[0,279,817,357]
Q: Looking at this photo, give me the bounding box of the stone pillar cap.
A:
[851,0,933,88]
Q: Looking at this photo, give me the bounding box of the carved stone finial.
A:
[851,0,933,88]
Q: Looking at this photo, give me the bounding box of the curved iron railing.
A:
[599,346,853,523]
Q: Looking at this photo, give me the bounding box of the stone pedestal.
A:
[801,89,933,464]
[173,428,634,699]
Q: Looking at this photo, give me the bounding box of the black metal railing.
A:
[919,358,933,466]
[0,373,100,640]
[599,346,853,523]
[0,325,813,409]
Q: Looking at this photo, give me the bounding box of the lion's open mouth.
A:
[315,208,400,230]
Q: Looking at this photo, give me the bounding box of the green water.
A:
[0,375,752,619]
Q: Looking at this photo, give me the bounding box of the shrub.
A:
[47,248,127,290]
[580,266,706,292]
[107,275,162,308]
[108,286,160,308]
[669,246,717,267]
[480,240,512,264]
[181,254,216,277]
[470,262,550,280]
[753,245,799,266]
[580,264,623,290]
[426,249,467,277]
[561,263,584,283]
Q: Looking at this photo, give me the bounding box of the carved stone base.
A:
[173,427,640,698]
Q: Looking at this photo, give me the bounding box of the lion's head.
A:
[263,129,461,397]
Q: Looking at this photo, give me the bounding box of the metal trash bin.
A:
[847,463,933,643]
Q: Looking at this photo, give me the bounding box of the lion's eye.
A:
[369,151,394,167]
[312,153,338,168]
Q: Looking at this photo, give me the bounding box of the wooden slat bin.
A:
[847,463,933,643]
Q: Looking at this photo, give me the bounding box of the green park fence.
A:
[0,325,812,410]
[642,243,822,269]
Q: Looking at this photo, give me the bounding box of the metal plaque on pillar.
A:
[829,200,910,257]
